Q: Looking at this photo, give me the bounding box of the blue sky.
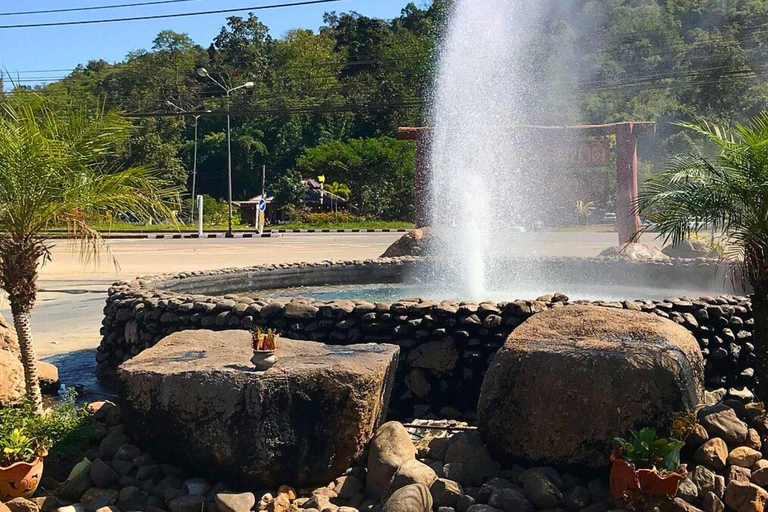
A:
[0,0,416,87]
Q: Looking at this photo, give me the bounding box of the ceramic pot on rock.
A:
[0,449,47,501]
[251,350,277,370]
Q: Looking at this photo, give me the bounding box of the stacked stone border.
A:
[98,256,754,420]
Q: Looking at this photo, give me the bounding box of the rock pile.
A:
[32,404,619,512]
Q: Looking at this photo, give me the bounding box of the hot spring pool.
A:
[259,282,722,303]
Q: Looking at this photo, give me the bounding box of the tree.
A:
[274,169,305,208]
[636,113,768,398]
[295,137,415,220]
[0,96,178,413]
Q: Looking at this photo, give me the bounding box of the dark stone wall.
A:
[98,257,754,420]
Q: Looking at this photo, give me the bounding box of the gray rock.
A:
[701,491,725,512]
[698,404,749,445]
[491,488,533,512]
[168,495,206,512]
[182,477,210,496]
[58,473,94,502]
[407,340,459,373]
[561,486,590,511]
[456,495,476,512]
[692,465,717,495]
[678,477,698,503]
[478,306,703,468]
[119,331,399,490]
[98,432,130,460]
[214,492,256,512]
[387,459,437,497]
[89,459,119,489]
[366,422,417,500]
[444,432,500,486]
[382,483,433,512]
[430,479,463,508]
[521,471,562,509]
[81,488,119,512]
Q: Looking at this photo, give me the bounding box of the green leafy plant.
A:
[614,428,685,473]
[0,429,38,466]
[0,390,94,466]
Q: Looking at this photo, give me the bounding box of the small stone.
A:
[694,438,729,471]
[182,477,211,496]
[89,459,119,488]
[520,471,562,509]
[729,447,763,468]
[747,429,763,451]
[701,491,725,512]
[729,466,752,485]
[382,483,433,512]
[58,473,94,502]
[456,494,475,512]
[724,480,768,512]
[692,465,717,495]
[430,479,463,508]
[678,477,698,503]
[98,432,130,460]
[4,498,39,512]
[334,476,364,500]
[169,495,207,512]
[81,488,118,512]
[561,485,590,511]
[699,405,749,445]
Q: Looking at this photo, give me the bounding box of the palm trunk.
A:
[11,306,44,415]
[0,237,46,415]
[753,282,768,401]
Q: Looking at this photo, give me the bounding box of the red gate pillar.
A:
[615,123,642,244]
[397,128,429,228]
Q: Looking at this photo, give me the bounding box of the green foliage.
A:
[0,94,181,268]
[295,137,415,220]
[637,112,768,290]
[273,169,305,208]
[0,391,94,466]
[614,428,685,473]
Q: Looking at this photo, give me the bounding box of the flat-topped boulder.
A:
[118,330,399,488]
[478,305,704,468]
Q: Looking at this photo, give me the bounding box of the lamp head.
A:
[244,81,255,88]
[196,67,209,78]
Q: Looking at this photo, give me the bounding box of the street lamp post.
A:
[196,67,254,237]
[166,101,210,221]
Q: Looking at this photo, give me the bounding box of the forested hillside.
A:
[3,0,768,220]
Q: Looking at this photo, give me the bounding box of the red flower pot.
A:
[0,449,47,501]
[610,455,685,500]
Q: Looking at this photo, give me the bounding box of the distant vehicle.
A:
[602,212,617,224]
[510,226,527,233]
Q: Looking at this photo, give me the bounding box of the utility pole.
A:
[262,165,266,198]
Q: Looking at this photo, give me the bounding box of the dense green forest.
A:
[3,0,768,220]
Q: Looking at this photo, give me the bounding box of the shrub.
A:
[0,390,94,466]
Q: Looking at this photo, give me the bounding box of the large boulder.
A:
[381,228,430,258]
[118,330,399,488]
[477,305,704,468]
[599,242,669,261]
[0,312,24,407]
[662,239,719,259]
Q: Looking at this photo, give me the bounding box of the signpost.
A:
[257,198,267,235]
[197,195,204,238]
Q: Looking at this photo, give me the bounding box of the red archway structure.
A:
[397,121,656,244]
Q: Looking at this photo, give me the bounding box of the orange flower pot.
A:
[610,455,685,500]
[0,450,47,501]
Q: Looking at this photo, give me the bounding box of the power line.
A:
[0,0,347,29]
[0,0,203,17]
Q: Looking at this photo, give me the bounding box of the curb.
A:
[264,228,410,234]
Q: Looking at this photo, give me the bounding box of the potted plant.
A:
[611,427,687,509]
[251,328,279,370]
[0,391,92,500]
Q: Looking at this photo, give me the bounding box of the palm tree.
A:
[0,96,179,414]
[325,182,351,214]
[636,112,768,398]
